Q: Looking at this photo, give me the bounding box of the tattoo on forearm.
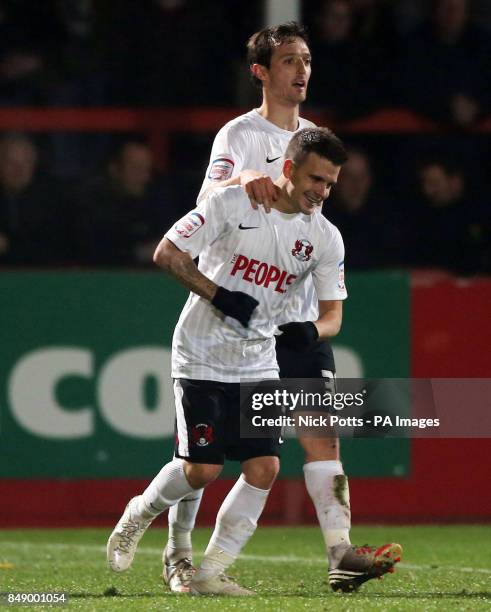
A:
[170,254,216,300]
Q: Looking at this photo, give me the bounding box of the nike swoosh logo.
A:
[239,223,259,230]
[266,156,281,163]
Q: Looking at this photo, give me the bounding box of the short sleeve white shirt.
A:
[198,109,339,323]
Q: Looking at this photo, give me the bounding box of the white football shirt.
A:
[165,186,347,383]
[198,108,326,323]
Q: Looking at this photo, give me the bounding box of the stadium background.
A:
[0,0,490,529]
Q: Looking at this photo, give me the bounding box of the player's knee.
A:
[183,462,222,489]
[242,456,280,489]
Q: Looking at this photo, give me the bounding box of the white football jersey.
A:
[165,186,347,383]
[198,108,324,323]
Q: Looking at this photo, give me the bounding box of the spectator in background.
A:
[104,0,239,106]
[471,0,491,32]
[409,159,489,274]
[74,138,176,266]
[304,0,389,119]
[0,1,111,178]
[395,0,491,34]
[0,133,68,265]
[48,0,110,106]
[399,0,491,126]
[326,148,407,268]
[0,1,59,105]
[349,0,399,49]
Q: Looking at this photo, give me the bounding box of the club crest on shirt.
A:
[175,212,205,238]
[191,423,214,447]
[209,157,234,181]
[291,238,314,262]
[338,261,345,290]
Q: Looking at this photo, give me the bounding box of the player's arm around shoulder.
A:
[198,125,278,211]
[202,171,279,213]
[198,123,246,201]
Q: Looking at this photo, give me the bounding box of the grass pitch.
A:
[0,525,490,611]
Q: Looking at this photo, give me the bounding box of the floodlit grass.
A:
[1,525,490,610]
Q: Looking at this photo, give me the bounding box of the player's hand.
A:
[211,286,259,328]
[277,321,319,351]
[240,170,279,213]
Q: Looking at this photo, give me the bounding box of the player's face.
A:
[285,153,340,215]
[262,38,312,105]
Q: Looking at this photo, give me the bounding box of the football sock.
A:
[195,474,270,580]
[166,488,204,562]
[303,460,351,565]
[139,459,195,518]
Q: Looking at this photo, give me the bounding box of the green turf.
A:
[0,526,490,611]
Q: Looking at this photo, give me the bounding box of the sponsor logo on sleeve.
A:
[174,212,205,238]
[338,261,345,290]
[208,157,234,181]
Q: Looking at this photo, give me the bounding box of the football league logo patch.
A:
[338,261,345,290]
[209,157,234,181]
[191,423,214,447]
[175,212,205,238]
[292,238,314,262]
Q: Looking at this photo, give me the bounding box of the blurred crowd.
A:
[0,0,489,274]
[0,132,488,274]
[0,0,256,108]
[0,134,185,266]
[303,0,491,125]
[1,0,490,124]
[327,145,489,275]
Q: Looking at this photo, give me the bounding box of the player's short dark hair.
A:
[247,22,309,88]
[285,127,348,167]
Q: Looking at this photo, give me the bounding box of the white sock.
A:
[303,460,351,558]
[139,459,195,518]
[166,488,204,562]
[195,475,270,580]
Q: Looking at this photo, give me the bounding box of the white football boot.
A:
[189,573,256,596]
[107,496,154,572]
[162,546,196,593]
